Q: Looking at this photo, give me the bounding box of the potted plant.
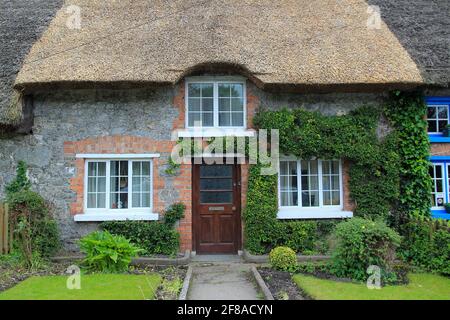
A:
[442,124,450,137]
[444,203,450,213]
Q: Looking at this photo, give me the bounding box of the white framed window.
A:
[277,158,352,219]
[85,159,153,213]
[430,163,445,208]
[427,105,449,133]
[279,159,343,209]
[185,77,246,129]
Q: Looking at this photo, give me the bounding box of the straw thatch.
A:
[368,0,450,87]
[0,0,63,130]
[14,0,423,93]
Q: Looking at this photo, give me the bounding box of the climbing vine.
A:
[244,91,430,254]
[384,91,432,219]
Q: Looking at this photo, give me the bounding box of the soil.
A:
[257,268,307,300]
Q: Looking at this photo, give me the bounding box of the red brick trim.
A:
[64,135,193,252]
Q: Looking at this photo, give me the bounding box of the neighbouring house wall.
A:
[0,81,388,251]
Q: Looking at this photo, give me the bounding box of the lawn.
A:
[293,273,450,300]
[0,274,161,300]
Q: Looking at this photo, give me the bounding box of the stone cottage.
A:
[0,0,449,253]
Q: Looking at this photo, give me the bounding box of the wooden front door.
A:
[193,163,241,254]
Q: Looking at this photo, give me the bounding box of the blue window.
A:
[429,157,450,219]
[426,97,450,142]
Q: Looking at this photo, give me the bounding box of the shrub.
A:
[7,189,60,268]
[5,160,31,198]
[79,230,143,273]
[331,217,401,282]
[269,246,297,272]
[100,203,185,256]
[101,221,180,256]
[398,218,449,275]
[163,202,185,228]
[277,221,317,253]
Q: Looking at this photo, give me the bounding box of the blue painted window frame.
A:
[426,97,450,143]
[429,156,450,219]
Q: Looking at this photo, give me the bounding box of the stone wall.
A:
[0,81,388,251]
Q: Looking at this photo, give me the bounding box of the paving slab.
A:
[187,262,260,300]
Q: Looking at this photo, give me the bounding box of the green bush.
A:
[100,203,185,256]
[101,221,180,256]
[7,189,60,268]
[5,160,31,198]
[163,202,185,228]
[277,221,317,254]
[331,217,401,282]
[399,218,449,275]
[79,230,143,273]
[269,246,297,271]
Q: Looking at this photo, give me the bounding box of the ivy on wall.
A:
[384,91,432,219]
[244,91,431,254]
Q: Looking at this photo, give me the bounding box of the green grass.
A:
[293,273,450,300]
[0,274,162,300]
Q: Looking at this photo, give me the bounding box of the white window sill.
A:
[176,128,255,138]
[277,208,353,219]
[74,212,159,222]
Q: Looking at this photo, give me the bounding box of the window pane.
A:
[331,175,340,190]
[428,120,437,132]
[188,112,201,126]
[203,98,213,112]
[132,193,141,207]
[219,113,231,126]
[88,162,97,176]
[132,162,141,176]
[232,112,244,126]
[438,106,448,118]
[200,192,232,203]
[219,84,230,97]
[322,176,330,190]
[202,113,213,126]
[230,84,243,97]
[87,194,96,208]
[98,163,106,176]
[427,106,436,119]
[110,161,119,176]
[141,162,150,176]
[200,178,233,190]
[142,193,150,207]
[119,161,128,175]
[280,161,288,175]
[323,192,331,206]
[97,193,106,208]
[142,177,151,193]
[231,98,243,111]
[219,98,230,111]
[438,121,447,132]
[98,177,106,192]
[88,177,96,192]
[188,84,201,97]
[132,177,141,192]
[331,191,340,205]
[310,191,319,206]
[202,84,213,97]
[200,165,232,177]
[188,98,201,111]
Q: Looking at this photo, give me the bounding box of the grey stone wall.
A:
[0,87,179,251]
[0,84,386,251]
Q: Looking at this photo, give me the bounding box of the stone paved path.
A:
[187,260,261,300]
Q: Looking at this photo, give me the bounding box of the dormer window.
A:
[186,77,246,128]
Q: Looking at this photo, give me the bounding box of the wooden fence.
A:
[0,203,12,254]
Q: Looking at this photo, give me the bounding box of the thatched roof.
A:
[368,0,450,87]
[14,0,423,93]
[0,0,63,130]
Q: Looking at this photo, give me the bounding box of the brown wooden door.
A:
[193,163,241,254]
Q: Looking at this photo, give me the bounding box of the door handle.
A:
[232,206,236,211]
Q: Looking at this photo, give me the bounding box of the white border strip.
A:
[75,153,160,159]
[74,213,159,222]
